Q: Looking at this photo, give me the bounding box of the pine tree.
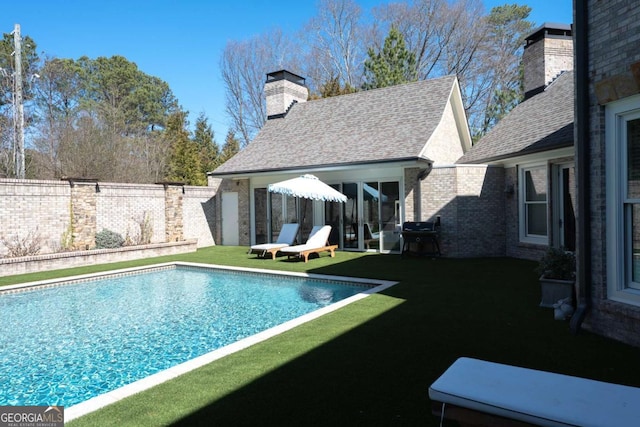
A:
[362,27,418,90]
[192,112,220,173]
[164,111,206,185]
[219,130,240,165]
[309,75,358,99]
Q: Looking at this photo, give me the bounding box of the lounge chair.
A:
[279,225,338,262]
[248,223,300,259]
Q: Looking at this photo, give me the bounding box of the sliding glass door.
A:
[257,180,401,252]
[338,181,400,252]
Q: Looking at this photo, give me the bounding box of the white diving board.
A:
[429,357,640,427]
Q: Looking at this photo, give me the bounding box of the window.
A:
[519,165,548,244]
[606,94,640,306]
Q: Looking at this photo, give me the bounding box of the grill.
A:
[401,219,441,257]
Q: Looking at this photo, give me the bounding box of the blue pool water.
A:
[0,266,366,407]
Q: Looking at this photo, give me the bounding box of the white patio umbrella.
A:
[268,174,347,203]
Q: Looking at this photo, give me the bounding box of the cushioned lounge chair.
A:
[248,223,300,259]
[278,225,337,262]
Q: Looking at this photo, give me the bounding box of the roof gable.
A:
[212,75,468,175]
[458,71,574,164]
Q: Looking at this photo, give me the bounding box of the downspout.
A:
[570,0,591,334]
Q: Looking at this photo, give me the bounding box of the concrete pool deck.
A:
[1,261,397,422]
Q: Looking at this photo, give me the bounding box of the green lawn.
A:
[3,247,640,426]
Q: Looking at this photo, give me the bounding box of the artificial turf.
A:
[3,246,639,426]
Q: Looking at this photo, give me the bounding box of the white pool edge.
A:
[17,262,396,422]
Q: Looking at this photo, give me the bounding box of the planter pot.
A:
[539,276,575,308]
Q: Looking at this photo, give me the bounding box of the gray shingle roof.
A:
[457,70,574,164]
[211,75,458,175]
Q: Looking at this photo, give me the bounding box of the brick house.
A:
[208,71,472,253]
[456,24,575,261]
[208,25,576,261]
[572,0,640,346]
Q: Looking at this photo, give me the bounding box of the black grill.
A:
[401,219,441,257]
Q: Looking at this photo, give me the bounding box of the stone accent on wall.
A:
[594,60,640,104]
[163,184,184,242]
[69,180,98,250]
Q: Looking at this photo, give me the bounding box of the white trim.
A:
[606,95,640,306]
[518,163,549,245]
[496,146,574,168]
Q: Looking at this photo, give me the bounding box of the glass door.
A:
[380,181,401,251]
[342,182,359,249]
[363,182,380,250]
[339,181,401,252]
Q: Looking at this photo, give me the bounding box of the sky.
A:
[3,0,572,144]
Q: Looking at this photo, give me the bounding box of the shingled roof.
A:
[211,75,461,176]
[457,70,574,164]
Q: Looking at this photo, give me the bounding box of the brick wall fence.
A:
[0,178,218,259]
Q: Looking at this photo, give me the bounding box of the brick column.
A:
[162,183,184,242]
[67,179,98,250]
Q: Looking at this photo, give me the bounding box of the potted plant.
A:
[536,247,576,308]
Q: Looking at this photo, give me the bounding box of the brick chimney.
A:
[265,70,308,119]
[522,23,573,99]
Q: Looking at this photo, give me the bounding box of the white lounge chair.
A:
[248,223,300,259]
[279,225,337,262]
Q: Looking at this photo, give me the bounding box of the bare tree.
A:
[220,0,531,145]
[31,57,80,178]
[221,29,299,148]
[371,0,447,79]
[300,0,366,92]
[371,0,531,139]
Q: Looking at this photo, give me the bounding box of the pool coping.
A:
[3,262,397,422]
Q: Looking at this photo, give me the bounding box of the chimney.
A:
[522,23,573,99]
[265,70,308,119]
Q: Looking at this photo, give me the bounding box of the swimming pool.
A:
[0,262,395,419]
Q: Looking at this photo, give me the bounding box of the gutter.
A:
[208,156,433,179]
[570,0,591,334]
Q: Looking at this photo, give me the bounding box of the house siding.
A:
[504,167,549,261]
[212,178,250,246]
[422,165,505,257]
[584,0,640,346]
[424,101,465,164]
[404,168,421,223]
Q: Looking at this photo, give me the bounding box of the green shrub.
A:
[95,229,125,249]
[535,247,576,280]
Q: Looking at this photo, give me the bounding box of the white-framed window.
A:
[606,94,640,306]
[519,164,548,245]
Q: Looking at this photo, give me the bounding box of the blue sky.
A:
[3,0,571,144]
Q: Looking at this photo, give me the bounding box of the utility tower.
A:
[13,23,25,179]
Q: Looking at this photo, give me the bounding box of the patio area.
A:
[3,246,639,426]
